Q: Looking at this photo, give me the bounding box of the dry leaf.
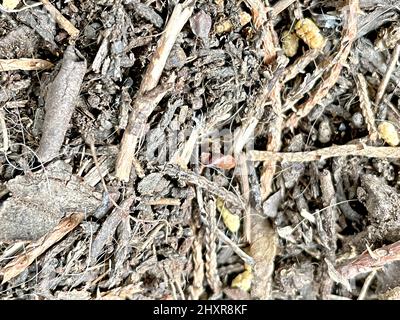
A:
[216,198,240,232]
[201,153,236,170]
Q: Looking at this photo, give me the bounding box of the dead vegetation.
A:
[2,0,400,300]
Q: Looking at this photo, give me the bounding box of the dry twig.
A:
[115,0,195,181]
[0,212,84,284]
[286,0,359,128]
[115,83,172,181]
[40,0,79,39]
[248,143,400,162]
[375,43,400,106]
[0,58,53,71]
[338,240,400,279]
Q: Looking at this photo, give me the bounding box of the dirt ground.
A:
[1,0,400,300]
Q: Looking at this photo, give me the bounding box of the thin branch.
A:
[248,143,400,162]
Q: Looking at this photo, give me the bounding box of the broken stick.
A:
[0,58,53,71]
[115,0,195,181]
[248,144,400,162]
[40,0,79,39]
[338,240,400,279]
[115,83,172,181]
[0,212,84,284]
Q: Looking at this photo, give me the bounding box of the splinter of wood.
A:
[115,1,195,181]
[37,45,87,162]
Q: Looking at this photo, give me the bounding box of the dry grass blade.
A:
[0,212,84,284]
[0,58,53,71]
[248,143,400,162]
[286,0,359,128]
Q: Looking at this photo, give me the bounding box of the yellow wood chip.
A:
[2,0,19,10]
[281,30,299,57]
[216,198,240,233]
[378,121,400,146]
[231,266,253,292]
[295,18,325,49]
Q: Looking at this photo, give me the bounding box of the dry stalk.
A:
[0,212,84,284]
[37,45,87,162]
[244,0,277,64]
[162,164,243,208]
[271,0,297,16]
[189,227,205,300]
[260,81,283,201]
[248,143,400,162]
[338,240,400,279]
[236,153,251,242]
[375,43,400,105]
[139,0,195,94]
[40,0,79,39]
[354,72,378,141]
[115,83,172,181]
[286,0,359,128]
[217,230,254,266]
[116,0,195,181]
[282,49,320,83]
[319,169,338,298]
[204,199,222,295]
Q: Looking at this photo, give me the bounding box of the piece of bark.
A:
[0,161,102,241]
[37,45,87,162]
[250,212,278,299]
[89,197,134,264]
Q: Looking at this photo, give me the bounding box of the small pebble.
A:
[318,118,332,143]
[351,112,364,128]
[165,46,186,70]
[190,10,212,39]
